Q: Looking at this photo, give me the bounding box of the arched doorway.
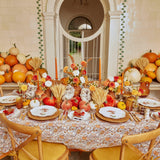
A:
[43,0,121,79]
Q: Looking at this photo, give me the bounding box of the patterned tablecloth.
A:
[0,108,159,158]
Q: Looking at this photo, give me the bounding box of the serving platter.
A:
[28,105,60,120]
[138,98,160,110]
[0,95,20,106]
[96,107,129,123]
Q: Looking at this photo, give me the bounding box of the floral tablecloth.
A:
[0,110,160,158]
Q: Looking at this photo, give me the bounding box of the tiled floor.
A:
[1,151,91,160]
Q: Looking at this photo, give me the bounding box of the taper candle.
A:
[55,57,58,80]
[99,58,101,81]
[121,72,124,94]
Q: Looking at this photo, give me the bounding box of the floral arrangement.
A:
[63,55,91,86]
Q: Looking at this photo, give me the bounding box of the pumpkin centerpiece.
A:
[12,71,26,83]
[4,70,13,83]
[12,64,28,74]
[5,55,18,67]
[143,50,158,63]
[9,43,19,56]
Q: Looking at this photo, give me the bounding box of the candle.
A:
[55,57,58,80]
[121,72,124,94]
[99,58,101,81]
[37,71,39,89]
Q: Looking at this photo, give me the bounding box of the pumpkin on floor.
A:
[12,64,28,74]
[12,71,26,83]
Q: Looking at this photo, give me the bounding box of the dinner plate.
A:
[96,107,129,123]
[68,110,90,121]
[138,98,160,109]
[30,105,57,117]
[0,95,20,106]
[99,107,126,119]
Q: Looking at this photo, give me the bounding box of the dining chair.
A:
[89,123,160,160]
[0,113,69,160]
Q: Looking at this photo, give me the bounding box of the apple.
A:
[79,101,91,112]
[61,100,72,110]
[71,96,81,107]
[43,96,56,106]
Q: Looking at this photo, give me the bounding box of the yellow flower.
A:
[40,78,46,82]
[89,85,96,91]
[124,80,130,86]
[21,84,27,92]
[117,79,122,84]
[72,106,78,111]
[132,89,138,96]
[63,66,68,73]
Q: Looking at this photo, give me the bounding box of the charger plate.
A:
[96,109,130,123]
[28,109,60,120]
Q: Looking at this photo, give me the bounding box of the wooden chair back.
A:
[120,123,160,160]
[0,113,43,160]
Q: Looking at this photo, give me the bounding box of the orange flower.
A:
[73,77,80,84]
[124,80,130,86]
[81,70,86,75]
[89,85,96,91]
[81,61,87,67]
[103,79,110,87]
[71,63,76,69]
[63,66,68,73]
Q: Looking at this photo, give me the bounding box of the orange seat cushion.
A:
[92,146,144,160]
[18,141,68,160]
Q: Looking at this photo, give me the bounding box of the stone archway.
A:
[43,0,121,79]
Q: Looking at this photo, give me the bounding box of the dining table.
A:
[0,106,160,159]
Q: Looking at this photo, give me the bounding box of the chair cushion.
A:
[18,141,68,160]
[92,146,143,160]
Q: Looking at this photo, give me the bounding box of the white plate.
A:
[30,105,57,117]
[99,107,126,119]
[138,98,160,107]
[0,95,20,104]
[0,107,21,118]
[68,110,90,121]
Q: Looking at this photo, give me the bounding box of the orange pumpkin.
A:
[5,55,18,66]
[26,58,33,70]
[145,63,157,72]
[12,64,28,74]
[4,70,13,83]
[143,50,158,63]
[26,74,33,83]
[12,71,26,83]
[37,68,48,76]
[141,76,152,83]
[0,57,4,66]
[0,75,5,85]
[146,71,156,79]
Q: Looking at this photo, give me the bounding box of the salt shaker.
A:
[145,108,150,120]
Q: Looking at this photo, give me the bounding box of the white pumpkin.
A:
[17,53,26,64]
[30,99,40,108]
[156,67,160,82]
[124,68,141,83]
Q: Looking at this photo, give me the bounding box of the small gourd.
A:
[156,67,160,82]
[9,43,19,56]
[17,53,27,64]
[30,99,40,108]
[0,52,8,58]
[0,64,11,72]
